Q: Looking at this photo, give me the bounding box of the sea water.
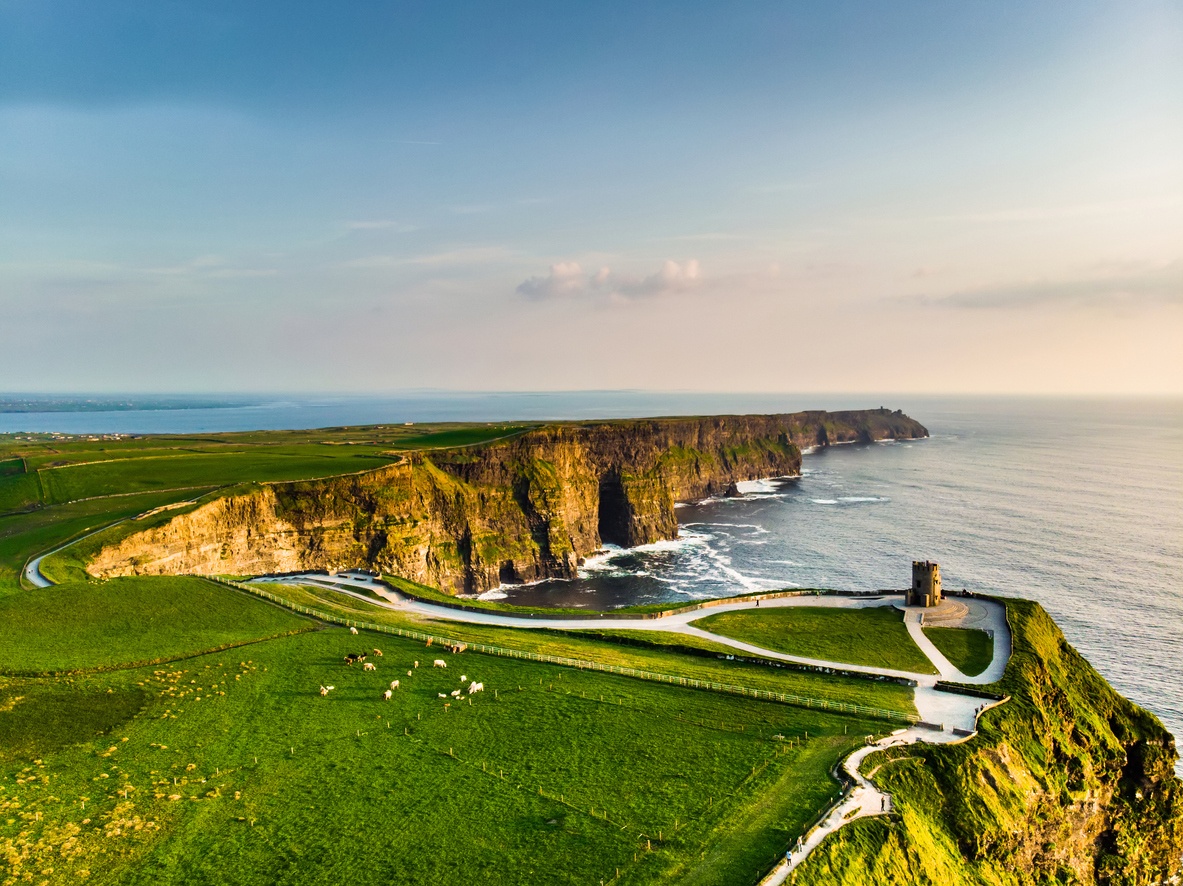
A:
[4,394,1181,758]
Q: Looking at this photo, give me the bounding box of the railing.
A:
[209,577,916,725]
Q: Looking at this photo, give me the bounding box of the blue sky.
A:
[2,1,1180,394]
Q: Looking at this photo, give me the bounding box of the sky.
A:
[1,1,1181,396]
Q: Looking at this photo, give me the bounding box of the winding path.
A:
[25,546,1010,877]
[254,571,1011,879]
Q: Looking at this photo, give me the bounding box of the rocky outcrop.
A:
[87,409,926,592]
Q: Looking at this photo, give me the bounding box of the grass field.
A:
[0,423,533,514]
[691,606,938,675]
[922,626,994,677]
[259,582,916,716]
[0,577,315,674]
[0,587,876,886]
[0,424,922,885]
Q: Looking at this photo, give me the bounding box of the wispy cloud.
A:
[345,220,418,232]
[517,259,702,301]
[344,246,518,270]
[912,262,1183,310]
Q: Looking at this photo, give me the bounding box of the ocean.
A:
[4,393,1181,761]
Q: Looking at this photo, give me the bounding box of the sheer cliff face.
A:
[87,409,927,592]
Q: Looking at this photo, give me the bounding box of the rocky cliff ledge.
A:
[87,409,926,592]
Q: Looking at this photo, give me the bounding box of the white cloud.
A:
[517,259,702,301]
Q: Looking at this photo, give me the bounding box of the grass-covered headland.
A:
[792,599,1183,884]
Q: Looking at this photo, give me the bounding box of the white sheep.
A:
[319,685,333,697]
[438,693,447,699]
[407,670,413,677]
[349,627,358,635]
[383,689,393,701]
[433,659,447,668]
[459,675,467,683]
[414,661,419,668]
[372,648,383,656]
[363,662,376,671]
[450,689,461,698]
[389,680,400,690]
[468,682,484,694]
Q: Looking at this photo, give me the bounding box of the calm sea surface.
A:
[4,395,1181,758]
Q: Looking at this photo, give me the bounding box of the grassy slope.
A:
[922,626,993,677]
[0,577,314,674]
[692,607,937,675]
[0,491,206,594]
[793,599,1183,885]
[0,590,876,886]
[269,582,915,716]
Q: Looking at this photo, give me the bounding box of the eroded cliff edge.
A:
[86,409,926,592]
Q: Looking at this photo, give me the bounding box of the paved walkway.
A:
[256,570,1012,877]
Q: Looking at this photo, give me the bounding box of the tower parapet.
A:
[908,560,942,607]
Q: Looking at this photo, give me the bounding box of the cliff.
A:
[793,599,1183,885]
[86,408,926,592]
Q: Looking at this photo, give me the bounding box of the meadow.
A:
[0,423,531,514]
[0,580,878,886]
[922,626,994,677]
[266,582,916,716]
[691,607,937,675]
[0,424,921,885]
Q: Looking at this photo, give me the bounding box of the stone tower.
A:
[908,560,942,607]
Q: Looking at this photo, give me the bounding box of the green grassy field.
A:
[0,424,923,885]
[0,588,876,886]
[256,582,916,716]
[691,606,938,675]
[0,423,533,514]
[0,577,315,674]
[922,626,994,677]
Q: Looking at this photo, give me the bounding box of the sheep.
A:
[468,682,484,694]
[383,689,393,701]
[433,659,447,668]
[363,662,376,671]
[438,693,447,699]
[349,627,358,635]
[413,661,419,668]
[459,675,467,683]
[407,670,413,677]
[320,685,333,697]
[372,648,383,656]
[389,680,400,690]
[450,689,461,698]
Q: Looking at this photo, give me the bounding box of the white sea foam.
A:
[837,496,889,503]
[476,589,509,601]
[735,478,778,495]
[811,498,839,505]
